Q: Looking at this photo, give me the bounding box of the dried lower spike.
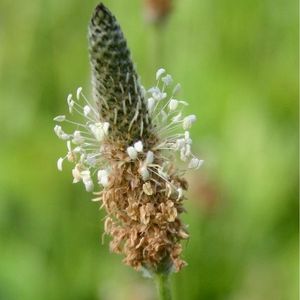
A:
[54,2,203,275]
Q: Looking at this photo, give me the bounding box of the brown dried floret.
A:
[100,145,188,273]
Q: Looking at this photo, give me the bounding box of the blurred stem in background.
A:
[144,0,172,67]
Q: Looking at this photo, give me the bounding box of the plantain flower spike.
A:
[54,3,203,275]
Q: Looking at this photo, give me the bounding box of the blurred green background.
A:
[0,0,298,299]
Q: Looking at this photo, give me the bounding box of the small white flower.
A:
[83,105,91,116]
[188,158,204,169]
[97,169,109,187]
[127,146,137,160]
[176,138,185,150]
[139,166,150,181]
[72,164,82,183]
[184,131,192,144]
[147,97,155,113]
[54,125,69,140]
[162,74,173,86]
[73,146,81,153]
[57,157,64,171]
[53,115,66,122]
[67,94,72,104]
[134,141,143,153]
[183,115,196,130]
[83,178,94,192]
[172,113,182,123]
[172,83,181,95]
[81,170,94,192]
[169,99,178,111]
[177,188,183,200]
[72,131,85,144]
[67,94,74,113]
[185,144,191,157]
[152,90,167,101]
[102,122,110,135]
[76,87,83,100]
[68,100,75,113]
[180,144,192,162]
[67,140,72,151]
[66,141,77,162]
[145,151,154,165]
[89,122,109,141]
[180,148,187,161]
[148,87,159,94]
[85,154,97,167]
[156,68,166,80]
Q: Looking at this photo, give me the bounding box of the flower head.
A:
[54,3,203,275]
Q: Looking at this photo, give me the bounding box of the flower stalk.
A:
[54,2,203,297]
[155,273,172,300]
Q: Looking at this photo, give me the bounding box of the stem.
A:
[155,273,172,300]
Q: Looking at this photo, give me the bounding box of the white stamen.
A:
[97,169,109,187]
[139,166,150,181]
[83,105,91,116]
[54,125,69,140]
[67,94,72,104]
[162,74,173,86]
[127,146,138,160]
[152,88,167,101]
[185,144,191,157]
[172,83,181,95]
[57,157,64,171]
[183,115,197,130]
[83,179,94,192]
[180,148,187,161]
[169,99,178,111]
[145,151,154,165]
[156,68,166,80]
[172,113,182,123]
[184,131,192,144]
[134,141,143,153]
[68,100,75,113]
[147,97,155,113]
[89,122,108,141]
[76,87,83,100]
[179,100,188,106]
[176,138,185,150]
[72,131,85,144]
[188,158,204,169]
[72,164,81,183]
[54,115,66,122]
[103,122,110,135]
[81,170,94,192]
[67,140,72,152]
[177,188,183,200]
